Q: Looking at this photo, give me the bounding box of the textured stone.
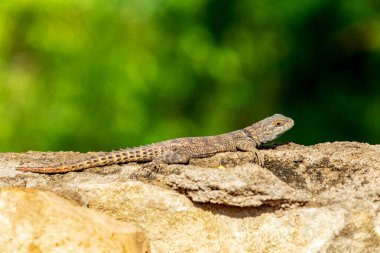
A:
[162,164,309,206]
[0,188,150,253]
[1,142,380,252]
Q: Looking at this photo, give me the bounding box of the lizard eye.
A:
[275,121,283,126]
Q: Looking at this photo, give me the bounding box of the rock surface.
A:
[1,142,380,252]
[0,188,150,253]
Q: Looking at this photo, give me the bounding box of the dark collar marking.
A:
[241,128,254,140]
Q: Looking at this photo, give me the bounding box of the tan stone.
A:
[0,188,150,253]
[1,142,380,252]
[74,181,346,253]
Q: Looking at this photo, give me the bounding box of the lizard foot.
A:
[130,161,165,180]
[253,151,265,167]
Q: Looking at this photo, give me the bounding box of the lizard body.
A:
[17,114,294,174]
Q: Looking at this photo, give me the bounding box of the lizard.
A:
[16,114,294,174]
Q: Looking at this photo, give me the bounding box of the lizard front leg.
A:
[236,139,264,166]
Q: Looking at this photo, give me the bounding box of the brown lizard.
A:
[16,114,294,174]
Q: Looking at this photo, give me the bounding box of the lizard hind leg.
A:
[148,150,190,173]
[134,150,190,179]
[158,149,190,164]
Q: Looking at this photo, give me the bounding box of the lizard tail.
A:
[16,152,125,174]
[16,164,84,174]
[16,146,163,174]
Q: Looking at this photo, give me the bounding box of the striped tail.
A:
[16,146,166,174]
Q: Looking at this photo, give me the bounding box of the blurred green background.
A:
[1,0,380,152]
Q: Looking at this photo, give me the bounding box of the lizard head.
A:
[244,114,294,144]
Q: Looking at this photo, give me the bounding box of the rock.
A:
[0,188,150,253]
[0,142,380,252]
[162,164,310,206]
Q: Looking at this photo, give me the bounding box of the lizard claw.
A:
[130,161,164,179]
[254,151,265,167]
[143,161,162,177]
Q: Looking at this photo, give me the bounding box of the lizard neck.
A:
[228,129,261,146]
[240,128,261,146]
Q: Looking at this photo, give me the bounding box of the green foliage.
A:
[0,0,380,151]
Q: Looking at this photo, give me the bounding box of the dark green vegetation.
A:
[1,0,379,152]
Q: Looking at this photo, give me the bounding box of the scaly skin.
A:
[17,114,294,174]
